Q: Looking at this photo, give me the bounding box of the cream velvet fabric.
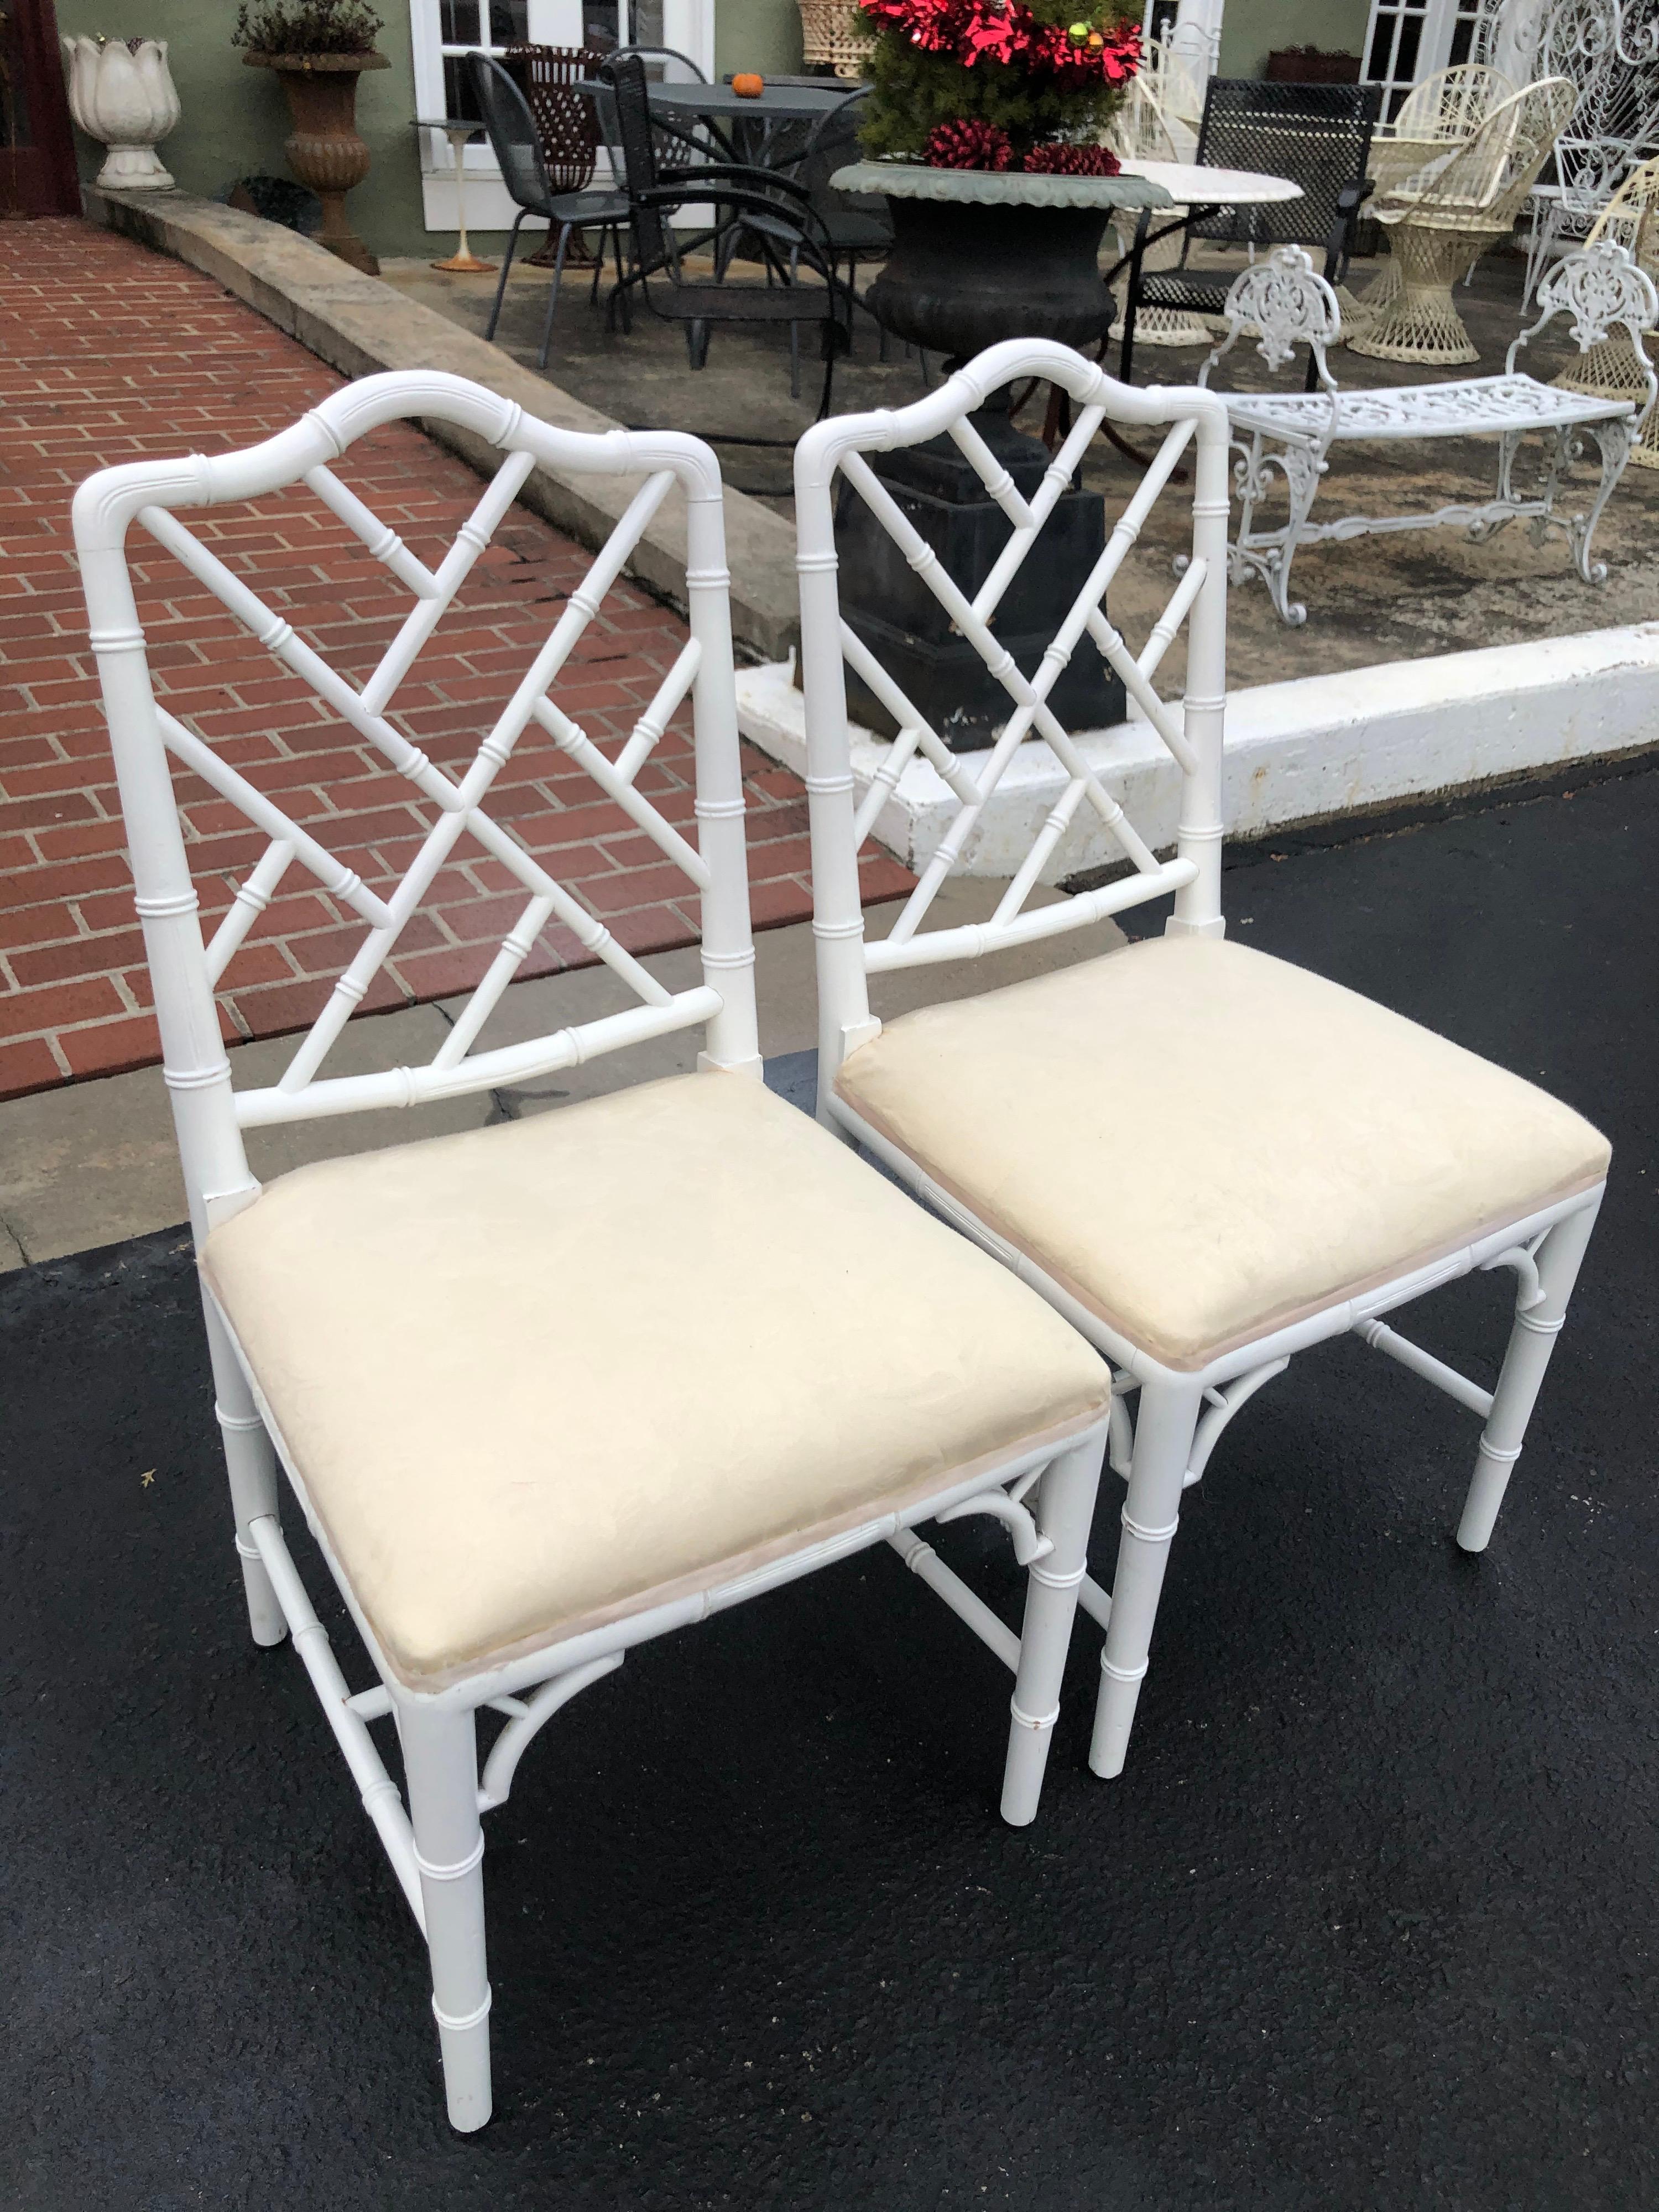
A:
[835,937,1610,1370]
[200,1071,1109,1688]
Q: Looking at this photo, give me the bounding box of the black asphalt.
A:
[4,765,1657,2210]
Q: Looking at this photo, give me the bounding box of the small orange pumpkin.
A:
[732,71,765,97]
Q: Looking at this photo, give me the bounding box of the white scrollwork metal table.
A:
[1196,241,1659,624]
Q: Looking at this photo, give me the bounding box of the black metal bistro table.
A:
[646,79,856,168]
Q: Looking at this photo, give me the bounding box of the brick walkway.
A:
[0,219,909,1104]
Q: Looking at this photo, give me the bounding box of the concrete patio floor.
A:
[6,763,1655,2209]
[383,241,1659,695]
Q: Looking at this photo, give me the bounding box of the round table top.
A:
[1118,158,1302,205]
[830,160,1173,210]
[415,117,482,133]
[649,81,855,120]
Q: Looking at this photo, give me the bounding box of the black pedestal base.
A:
[835,393,1124,753]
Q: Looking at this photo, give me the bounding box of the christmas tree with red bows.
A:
[858,0,1140,169]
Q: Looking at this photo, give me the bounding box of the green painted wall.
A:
[55,0,434,258]
[1217,0,1371,79]
[713,0,804,81]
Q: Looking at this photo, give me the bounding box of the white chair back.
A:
[1200,243,1345,393]
[793,341,1230,1088]
[74,370,760,1239]
[1510,236,1659,418]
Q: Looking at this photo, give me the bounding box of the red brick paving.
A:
[0,218,912,1104]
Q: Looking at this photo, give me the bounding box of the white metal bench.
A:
[1198,239,1658,625]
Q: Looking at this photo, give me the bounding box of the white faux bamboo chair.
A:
[74,371,1115,2132]
[796,338,1611,1786]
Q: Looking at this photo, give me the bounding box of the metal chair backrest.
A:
[600,54,670,268]
[1190,77,1383,252]
[1199,242,1344,397]
[1507,237,1659,418]
[72,372,758,1241]
[797,88,889,237]
[1535,0,1659,208]
[794,342,1231,1092]
[468,50,555,217]
[500,44,604,195]
[611,43,708,82]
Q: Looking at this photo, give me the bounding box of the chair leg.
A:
[789,242,802,400]
[202,1297,286,1647]
[403,1704,492,2132]
[536,223,573,373]
[1457,1199,1601,1553]
[1089,1376,1204,1780]
[589,228,608,305]
[1000,1435,1106,1825]
[484,211,524,343]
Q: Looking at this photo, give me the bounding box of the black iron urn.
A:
[837,183,1144,750]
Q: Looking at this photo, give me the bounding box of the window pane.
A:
[1395,12,1423,77]
[1365,11,1397,79]
[444,53,482,118]
[441,0,479,43]
[488,0,529,44]
[585,0,619,49]
[633,0,666,47]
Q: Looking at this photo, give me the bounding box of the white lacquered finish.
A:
[75,370,1113,2133]
[1199,239,1659,623]
[795,336,1609,1789]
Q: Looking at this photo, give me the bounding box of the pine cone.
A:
[923,118,1016,171]
[1021,142,1123,175]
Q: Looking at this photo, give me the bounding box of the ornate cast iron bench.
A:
[1197,239,1659,625]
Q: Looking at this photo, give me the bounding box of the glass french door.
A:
[412,0,712,160]
[1362,0,1490,116]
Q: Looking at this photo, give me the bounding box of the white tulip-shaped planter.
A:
[61,36,181,190]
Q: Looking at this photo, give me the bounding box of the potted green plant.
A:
[234,0,388,272]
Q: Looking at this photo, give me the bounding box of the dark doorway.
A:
[1,0,82,218]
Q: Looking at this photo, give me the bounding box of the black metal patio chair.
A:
[609,43,714,174]
[763,88,893,392]
[597,53,853,416]
[1118,77,1383,390]
[470,51,632,373]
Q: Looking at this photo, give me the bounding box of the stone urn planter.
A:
[242,49,389,274]
[61,35,181,190]
[826,161,1171,747]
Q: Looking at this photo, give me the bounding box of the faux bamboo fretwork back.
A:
[74,373,758,1218]
[793,340,1232,1040]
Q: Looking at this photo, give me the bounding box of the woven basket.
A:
[797,0,873,79]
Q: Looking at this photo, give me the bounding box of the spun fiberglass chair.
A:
[795,340,1610,1787]
[74,372,1113,2132]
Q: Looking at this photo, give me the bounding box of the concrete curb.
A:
[737,621,1659,877]
[84,184,801,662]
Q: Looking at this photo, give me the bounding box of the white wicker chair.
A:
[74,371,1116,2132]
[1366,61,1517,201]
[796,337,1611,1786]
[1552,152,1659,465]
[1347,74,1579,363]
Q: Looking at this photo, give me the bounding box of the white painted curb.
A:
[737,620,1659,879]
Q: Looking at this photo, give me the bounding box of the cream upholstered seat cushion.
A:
[833,936,1610,1371]
[200,1071,1108,1689]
